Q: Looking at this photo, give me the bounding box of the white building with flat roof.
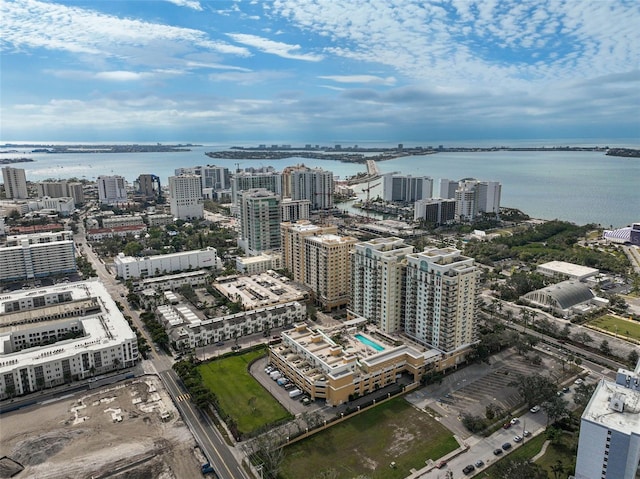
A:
[236,252,282,275]
[114,247,220,280]
[97,175,127,205]
[0,281,138,398]
[575,361,640,479]
[537,261,600,281]
[0,235,76,282]
[169,174,203,220]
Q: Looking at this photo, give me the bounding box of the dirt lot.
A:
[0,376,203,479]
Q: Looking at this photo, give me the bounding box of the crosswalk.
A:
[175,393,191,402]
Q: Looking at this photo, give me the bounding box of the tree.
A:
[628,349,639,368]
[509,373,556,408]
[573,382,597,407]
[551,460,565,479]
[242,430,286,479]
[543,395,569,425]
[599,339,611,356]
[574,331,593,345]
[494,458,547,479]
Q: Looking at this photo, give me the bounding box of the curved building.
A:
[523,280,596,315]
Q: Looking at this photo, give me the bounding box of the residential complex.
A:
[455,179,501,221]
[0,281,138,398]
[231,171,282,208]
[383,174,433,203]
[404,247,480,353]
[0,232,76,282]
[36,180,85,206]
[169,174,203,220]
[1,167,28,200]
[575,361,640,479]
[281,221,338,283]
[290,166,334,210]
[350,237,414,333]
[238,188,282,256]
[175,165,231,190]
[113,247,220,280]
[235,252,283,275]
[414,198,457,225]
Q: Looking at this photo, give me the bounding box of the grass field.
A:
[198,348,291,436]
[536,434,577,478]
[279,398,458,479]
[588,314,640,341]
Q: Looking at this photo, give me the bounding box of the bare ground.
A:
[0,376,202,479]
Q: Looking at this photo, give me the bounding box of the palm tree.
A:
[551,460,565,479]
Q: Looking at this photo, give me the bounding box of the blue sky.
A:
[1,0,639,143]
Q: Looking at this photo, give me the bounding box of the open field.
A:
[198,348,291,435]
[588,314,640,341]
[279,398,458,479]
[0,377,200,479]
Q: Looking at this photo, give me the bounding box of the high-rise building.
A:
[0,234,76,282]
[97,175,127,205]
[175,165,230,190]
[169,174,203,220]
[238,188,282,255]
[37,180,85,206]
[351,237,414,333]
[382,174,433,203]
[574,361,640,479]
[291,167,334,210]
[281,220,338,283]
[439,178,458,199]
[231,171,282,208]
[414,198,457,225]
[135,174,162,200]
[280,198,311,222]
[454,179,502,221]
[304,233,357,311]
[2,167,28,199]
[404,247,479,353]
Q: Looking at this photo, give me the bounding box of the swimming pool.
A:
[354,333,385,352]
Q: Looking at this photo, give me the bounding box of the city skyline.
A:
[1,0,638,143]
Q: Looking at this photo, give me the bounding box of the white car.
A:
[530,405,541,413]
[513,435,523,443]
[510,417,520,425]
[575,378,584,385]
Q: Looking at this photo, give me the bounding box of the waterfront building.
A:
[175,165,230,190]
[97,175,127,205]
[235,252,282,275]
[2,167,28,200]
[0,233,76,282]
[404,247,479,354]
[231,171,282,208]
[439,178,458,199]
[414,198,457,225]
[304,233,357,311]
[383,174,433,203]
[351,237,414,333]
[281,220,338,283]
[574,361,640,479]
[36,180,85,206]
[113,247,220,280]
[268,322,431,406]
[0,281,138,398]
[604,223,640,246]
[169,174,203,220]
[454,179,502,221]
[238,188,282,256]
[291,166,334,210]
[280,198,311,222]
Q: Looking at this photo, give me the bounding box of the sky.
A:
[1,0,639,144]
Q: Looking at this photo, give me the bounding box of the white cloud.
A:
[208,70,292,85]
[227,33,324,61]
[165,0,203,11]
[319,75,396,86]
[94,71,148,81]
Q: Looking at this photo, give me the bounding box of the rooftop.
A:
[537,261,599,278]
[214,270,307,309]
[583,379,640,436]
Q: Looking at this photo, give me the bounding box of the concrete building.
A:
[304,233,357,311]
[455,179,502,221]
[5,231,73,246]
[0,234,76,282]
[175,165,231,191]
[281,221,338,283]
[351,237,414,333]
[147,213,174,227]
[383,174,433,203]
[169,174,203,220]
[102,215,145,229]
[522,280,604,317]
[414,198,457,225]
[235,252,283,275]
[231,171,282,208]
[97,175,127,205]
[604,223,640,246]
[36,180,85,206]
[404,247,479,354]
[134,174,162,200]
[268,322,431,406]
[574,361,640,479]
[27,196,75,217]
[280,198,311,222]
[291,167,334,210]
[133,270,210,293]
[536,261,600,281]
[439,178,458,199]
[0,281,138,398]
[2,167,28,200]
[86,225,147,241]
[114,247,220,280]
[238,188,282,256]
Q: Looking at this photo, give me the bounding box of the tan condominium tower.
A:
[404,247,479,353]
[304,233,357,311]
[350,237,414,334]
[280,220,337,283]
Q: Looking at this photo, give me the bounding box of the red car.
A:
[435,461,447,469]
[503,422,511,429]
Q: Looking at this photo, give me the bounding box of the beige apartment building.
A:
[280,220,337,283]
[304,233,357,311]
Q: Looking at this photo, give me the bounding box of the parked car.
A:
[435,461,447,469]
[462,465,475,474]
[493,448,503,456]
[514,435,523,443]
[523,430,531,437]
[510,417,520,425]
[502,442,512,451]
[530,405,541,413]
[474,460,485,468]
[562,386,570,393]
[503,422,511,429]
[575,378,584,385]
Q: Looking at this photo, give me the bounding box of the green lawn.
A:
[279,398,458,479]
[589,314,640,341]
[535,434,577,478]
[198,349,291,435]
[474,434,546,478]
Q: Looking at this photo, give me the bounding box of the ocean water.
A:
[1,144,638,228]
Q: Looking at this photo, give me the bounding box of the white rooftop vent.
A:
[609,393,625,413]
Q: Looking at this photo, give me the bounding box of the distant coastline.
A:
[0,157,34,165]
[1,144,198,154]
